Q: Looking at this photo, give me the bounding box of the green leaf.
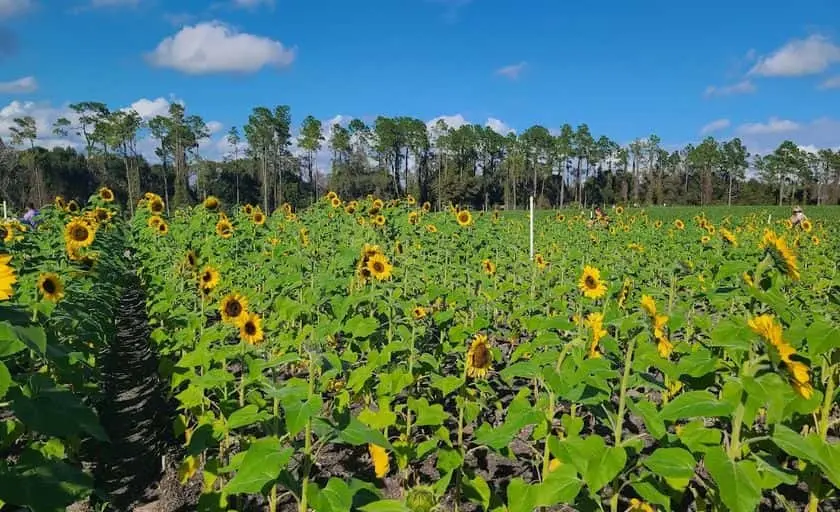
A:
[643,448,696,479]
[0,361,11,399]
[772,425,840,488]
[0,322,25,357]
[358,499,410,512]
[407,397,449,427]
[540,465,583,504]
[462,474,492,510]
[358,407,397,430]
[9,384,107,441]
[627,399,665,440]
[345,315,379,339]
[709,320,752,353]
[660,391,733,421]
[583,446,626,493]
[0,451,95,511]
[704,447,762,512]
[283,396,322,437]
[474,397,541,450]
[308,478,354,512]
[13,325,47,354]
[805,319,840,358]
[316,416,392,450]
[226,405,267,430]
[631,479,671,510]
[676,420,721,453]
[224,437,293,495]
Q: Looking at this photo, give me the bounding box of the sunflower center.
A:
[471,344,490,367]
[585,276,597,289]
[373,262,385,273]
[202,272,212,283]
[245,322,257,336]
[43,278,57,294]
[225,300,242,318]
[72,226,89,241]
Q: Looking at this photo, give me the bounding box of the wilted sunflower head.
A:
[37,272,64,302]
[185,250,198,268]
[216,219,234,239]
[456,209,473,227]
[220,293,248,325]
[466,333,492,379]
[99,187,114,202]
[203,196,220,210]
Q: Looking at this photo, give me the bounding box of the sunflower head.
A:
[456,209,473,227]
[372,199,384,210]
[720,228,737,246]
[220,293,248,325]
[482,259,496,276]
[640,295,657,317]
[93,207,112,223]
[761,230,800,281]
[408,211,419,225]
[578,265,607,299]
[0,253,17,301]
[466,333,492,379]
[421,201,431,212]
[37,272,64,302]
[199,266,220,290]
[149,198,165,214]
[654,220,663,229]
[330,197,342,208]
[66,200,79,213]
[186,250,198,269]
[345,204,356,214]
[252,210,266,226]
[412,306,427,320]
[326,191,338,201]
[148,215,163,228]
[98,187,114,202]
[216,219,234,239]
[243,204,254,216]
[801,219,812,233]
[239,312,264,344]
[701,235,711,244]
[157,221,169,235]
[54,196,66,209]
[373,215,386,227]
[0,224,11,243]
[426,224,437,233]
[535,254,547,269]
[674,219,685,230]
[615,206,624,215]
[366,253,393,281]
[203,196,220,210]
[64,218,95,249]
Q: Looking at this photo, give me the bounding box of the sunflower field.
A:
[1,192,839,512]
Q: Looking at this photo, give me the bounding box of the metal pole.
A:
[529,195,535,260]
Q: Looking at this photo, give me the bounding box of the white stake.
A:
[529,195,535,260]
[2,201,6,220]
[768,214,772,225]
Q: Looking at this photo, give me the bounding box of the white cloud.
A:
[146,21,295,74]
[206,120,223,135]
[737,117,800,135]
[703,80,756,97]
[486,117,514,135]
[749,35,840,77]
[427,114,467,131]
[0,0,31,18]
[124,96,177,120]
[232,0,273,8]
[818,75,840,89]
[90,0,140,6]
[0,76,37,94]
[495,61,527,80]
[740,117,840,156]
[700,118,731,135]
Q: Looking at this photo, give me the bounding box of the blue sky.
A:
[1,0,840,160]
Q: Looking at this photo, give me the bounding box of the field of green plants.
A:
[1,192,838,512]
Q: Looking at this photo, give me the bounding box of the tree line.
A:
[2,101,839,214]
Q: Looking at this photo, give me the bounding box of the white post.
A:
[2,201,6,220]
[529,195,535,260]
[768,214,772,225]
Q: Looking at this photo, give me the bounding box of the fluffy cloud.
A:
[146,21,295,74]
[818,75,840,89]
[495,61,527,80]
[749,35,840,77]
[737,117,840,155]
[703,80,756,97]
[0,75,37,93]
[700,118,731,135]
[736,117,800,136]
[0,0,31,18]
[486,117,514,135]
[124,96,178,120]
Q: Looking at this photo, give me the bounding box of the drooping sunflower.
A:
[761,230,800,281]
[239,312,264,344]
[148,215,163,229]
[216,219,234,239]
[366,253,393,281]
[585,312,607,358]
[481,259,496,276]
[0,254,17,301]
[617,278,631,308]
[199,266,220,290]
[99,187,115,202]
[149,197,165,215]
[203,196,220,210]
[640,295,656,317]
[578,265,607,299]
[220,293,248,325]
[243,204,254,216]
[0,223,12,243]
[720,228,737,246]
[185,250,198,269]
[456,209,473,227]
[412,306,427,320]
[674,219,685,230]
[466,334,492,379]
[800,219,813,233]
[299,227,310,246]
[64,218,95,249]
[37,272,64,302]
[157,221,169,235]
[535,254,547,270]
[408,211,419,225]
[55,196,66,209]
[368,443,390,478]
[252,210,267,226]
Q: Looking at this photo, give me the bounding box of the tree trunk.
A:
[728,173,733,207]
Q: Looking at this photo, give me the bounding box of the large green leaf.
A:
[805,319,840,358]
[627,398,665,440]
[772,425,840,488]
[0,322,25,357]
[660,391,733,421]
[224,437,293,495]
[345,315,379,339]
[283,396,323,437]
[9,383,107,441]
[0,450,94,512]
[0,360,11,399]
[704,447,762,512]
[708,320,752,353]
[226,404,268,430]
[307,478,354,512]
[407,397,449,427]
[643,448,697,479]
[358,500,410,512]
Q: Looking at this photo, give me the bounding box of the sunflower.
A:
[585,312,607,358]
[300,228,310,246]
[456,209,473,227]
[326,191,338,201]
[466,334,492,379]
[239,312,264,344]
[216,219,234,239]
[534,254,547,270]
[93,207,112,223]
[412,306,427,320]
[199,266,220,290]
[330,197,341,208]
[220,293,248,325]
[252,210,266,226]
[0,224,12,243]
[185,250,198,269]
[640,295,656,317]
[372,215,386,227]
[372,198,384,210]
[149,198,165,214]
[700,235,711,244]
[203,196,220,210]
[747,314,784,348]
[147,215,163,229]
[406,194,416,206]
[64,218,95,249]
[357,217,366,226]
[674,219,685,230]
[98,187,114,202]
[742,271,754,287]
[556,214,566,222]
[37,272,64,302]
[425,224,437,233]
[243,204,254,216]
[761,230,800,281]
[421,201,431,212]
[615,206,624,215]
[628,498,656,512]
[720,228,737,246]
[366,253,393,281]
[482,259,496,275]
[55,196,66,209]
[617,278,631,308]
[394,241,403,255]
[157,221,169,235]
[345,203,356,214]
[800,219,813,233]
[811,235,820,245]
[368,444,390,478]
[706,225,716,234]
[654,220,662,229]
[578,265,607,299]
[408,211,419,225]
[0,254,17,300]
[67,200,80,213]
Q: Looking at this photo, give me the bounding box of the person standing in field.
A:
[22,203,39,228]
[789,206,806,227]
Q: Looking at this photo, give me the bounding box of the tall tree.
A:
[721,138,749,207]
[226,126,243,205]
[299,115,324,201]
[9,116,43,206]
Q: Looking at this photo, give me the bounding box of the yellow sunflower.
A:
[0,254,17,300]
[372,215,386,227]
[216,219,234,239]
[421,201,431,212]
[243,204,254,216]
[628,498,656,512]
[326,191,338,201]
[345,204,356,214]
[157,221,169,235]
[203,196,220,210]
[674,219,685,230]
[366,253,393,281]
[578,265,607,299]
[615,206,624,215]
[481,259,496,275]
[426,224,437,233]
[654,220,662,229]
[720,228,737,246]
[408,211,419,225]
[64,218,95,249]
[37,272,64,302]
[456,209,473,227]
[406,194,417,206]
[700,235,711,244]
[640,295,656,317]
[93,207,112,223]
[368,444,390,478]
[252,210,266,226]
[466,334,492,379]
[535,254,547,270]
[760,230,800,281]
[98,187,115,202]
[148,215,163,229]
[66,200,80,213]
[800,219,812,233]
[330,197,341,208]
[811,235,820,245]
[149,198,165,215]
[585,312,607,358]
[617,278,631,309]
[54,196,66,209]
[372,198,384,210]
[299,227,310,246]
[0,223,12,243]
[199,266,220,290]
[412,306,427,320]
[239,312,264,344]
[220,293,248,325]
